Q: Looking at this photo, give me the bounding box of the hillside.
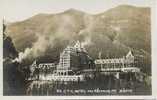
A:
[5,5,151,74]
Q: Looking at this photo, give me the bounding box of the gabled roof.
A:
[126,50,134,58]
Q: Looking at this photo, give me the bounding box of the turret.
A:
[126,50,134,63]
[74,40,87,52]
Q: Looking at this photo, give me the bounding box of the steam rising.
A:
[13,34,54,62]
[11,9,136,63]
[12,13,94,63]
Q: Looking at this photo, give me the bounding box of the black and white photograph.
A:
[1,0,156,98]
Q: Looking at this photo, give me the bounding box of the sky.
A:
[0,0,154,22]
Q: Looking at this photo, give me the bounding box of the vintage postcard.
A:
[0,0,157,99]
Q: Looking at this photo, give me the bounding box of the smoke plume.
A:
[13,34,54,62]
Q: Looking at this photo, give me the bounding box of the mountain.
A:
[5,5,151,74]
